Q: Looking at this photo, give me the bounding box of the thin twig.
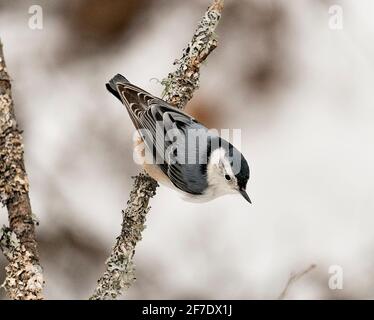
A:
[0,40,44,300]
[278,264,317,300]
[90,0,224,300]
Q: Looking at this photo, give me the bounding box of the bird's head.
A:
[206,143,251,203]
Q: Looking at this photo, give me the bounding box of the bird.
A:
[106,74,251,204]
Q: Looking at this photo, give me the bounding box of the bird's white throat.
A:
[206,148,236,198]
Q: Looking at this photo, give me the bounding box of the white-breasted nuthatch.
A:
[106,74,251,203]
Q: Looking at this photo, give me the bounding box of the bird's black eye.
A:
[225,174,231,181]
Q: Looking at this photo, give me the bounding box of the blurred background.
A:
[1,0,373,299]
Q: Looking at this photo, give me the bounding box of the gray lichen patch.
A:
[0,74,29,207]
[0,93,16,132]
[0,130,29,206]
[0,227,43,300]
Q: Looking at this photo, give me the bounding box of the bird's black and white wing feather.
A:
[106,74,210,195]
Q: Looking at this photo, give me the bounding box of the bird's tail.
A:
[106,74,157,130]
[106,74,130,102]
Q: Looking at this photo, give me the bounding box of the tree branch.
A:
[90,0,224,300]
[278,264,316,300]
[0,40,44,300]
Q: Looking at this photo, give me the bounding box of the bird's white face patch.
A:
[206,148,238,198]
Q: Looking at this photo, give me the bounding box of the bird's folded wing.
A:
[117,82,209,195]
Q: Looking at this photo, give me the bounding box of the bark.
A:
[0,40,44,300]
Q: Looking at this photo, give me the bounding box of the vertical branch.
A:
[0,40,44,300]
[90,0,224,300]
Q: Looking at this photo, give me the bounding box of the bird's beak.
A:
[239,189,252,204]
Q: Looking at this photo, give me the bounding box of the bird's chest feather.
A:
[133,132,173,187]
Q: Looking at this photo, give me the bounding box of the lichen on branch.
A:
[90,0,224,300]
[0,228,43,300]
[0,40,44,300]
[163,0,223,109]
[90,173,158,300]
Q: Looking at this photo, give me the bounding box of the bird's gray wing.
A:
[141,103,210,195]
[115,81,209,194]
